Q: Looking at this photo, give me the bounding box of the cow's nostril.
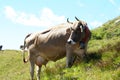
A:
[67,40,71,44]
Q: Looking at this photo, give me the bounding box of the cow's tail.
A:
[21,33,31,63]
[22,40,28,63]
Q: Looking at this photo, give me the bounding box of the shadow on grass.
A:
[75,52,102,64]
[86,52,102,62]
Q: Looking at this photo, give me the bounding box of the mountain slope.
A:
[91,16,120,40]
[88,15,120,53]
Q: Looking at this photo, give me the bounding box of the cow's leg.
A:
[66,44,76,68]
[83,42,89,62]
[35,56,47,80]
[36,66,41,80]
[30,60,35,80]
[75,42,89,63]
[66,52,76,68]
[80,42,88,59]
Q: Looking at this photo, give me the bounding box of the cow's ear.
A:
[66,28,71,34]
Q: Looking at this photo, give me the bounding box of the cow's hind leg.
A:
[30,59,35,80]
[36,66,41,80]
[35,56,47,80]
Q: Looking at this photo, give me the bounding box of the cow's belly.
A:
[37,46,66,61]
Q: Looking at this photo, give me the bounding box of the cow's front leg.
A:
[66,52,76,68]
[66,44,76,68]
[36,66,41,80]
[30,60,35,80]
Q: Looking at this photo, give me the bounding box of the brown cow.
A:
[20,17,91,80]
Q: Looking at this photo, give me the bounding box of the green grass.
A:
[0,48,120,80]
[0,50,30,80]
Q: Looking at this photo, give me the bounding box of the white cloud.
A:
[4,6,17,21]
[4,6,65,28]
[90,21,103,29]
[40,8,65,27]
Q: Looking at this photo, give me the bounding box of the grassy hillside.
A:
[0,16,120,80]
[91,16,120,40]
[0,50,30,80]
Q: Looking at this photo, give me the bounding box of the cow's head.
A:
[67,17,86,45]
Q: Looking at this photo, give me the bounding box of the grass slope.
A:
[0,50,30,80]
[0,49,120,80]
[0,16,120,80]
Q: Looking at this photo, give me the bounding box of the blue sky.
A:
[0,0,120,50]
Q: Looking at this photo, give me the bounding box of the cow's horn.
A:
[75,16,80,21]
[67,18,73,24]
[80,25,83,32]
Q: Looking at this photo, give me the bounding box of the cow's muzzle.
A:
[67,39,76,45]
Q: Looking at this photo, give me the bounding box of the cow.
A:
[20,17,91,80]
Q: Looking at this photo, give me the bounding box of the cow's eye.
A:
[71,27,75,31]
